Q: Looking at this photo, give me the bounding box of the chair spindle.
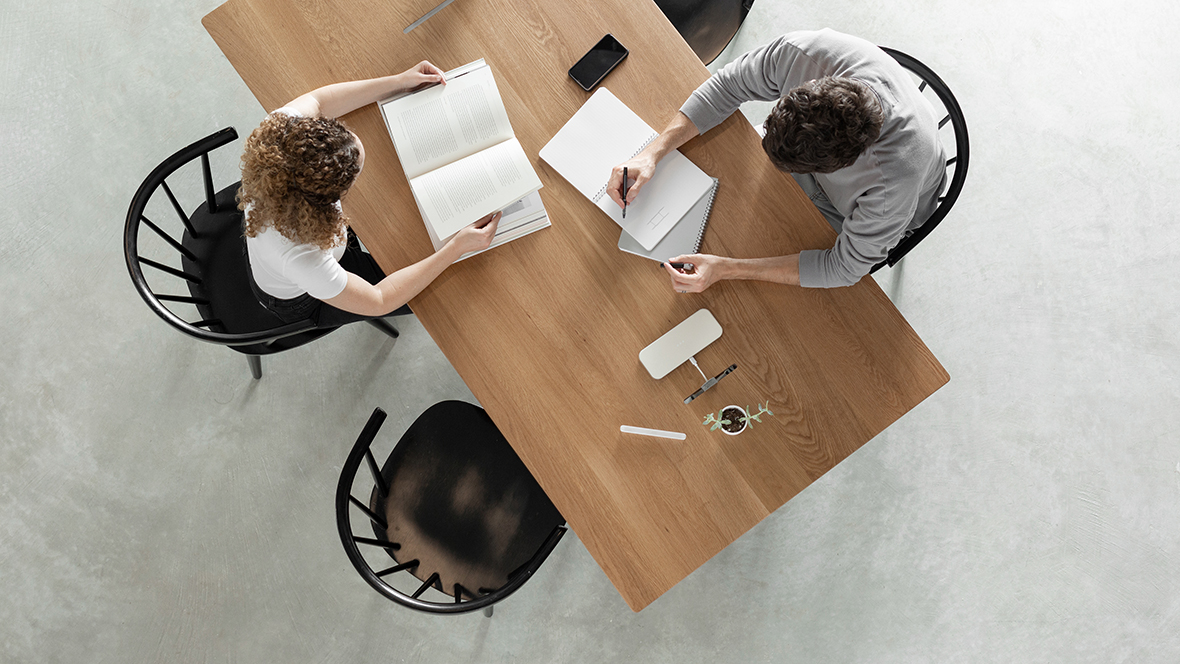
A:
[411,572,443,599]
[157,294,209,305]
[138,256,202,284]
[141,215,197,261]
[201,152,218,214]
[365,449,389,497]
[353,536,400,551]
[374,559,418,578]
[348,494,388,529]
[161,180,198,238]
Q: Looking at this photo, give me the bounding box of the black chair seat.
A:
[181,183,338,356]
[337,403,566,615]
[369,401,563,596]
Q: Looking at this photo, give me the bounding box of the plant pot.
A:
[719,405,747,435]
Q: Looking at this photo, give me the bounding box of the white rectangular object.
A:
[620,426,687,440]
[638,309,723,379]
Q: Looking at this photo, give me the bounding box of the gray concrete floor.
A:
[2,0,1179,661]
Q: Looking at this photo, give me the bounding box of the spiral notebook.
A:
[539,88,714,251]
[619,178,717,261]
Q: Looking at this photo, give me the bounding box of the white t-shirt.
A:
[246,217,349,300]
[245,107,351,300]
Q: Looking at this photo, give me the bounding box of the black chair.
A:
[336,403,566,617]
[870,47,970,274]
[656,0,754,65]
[124,127,402,379]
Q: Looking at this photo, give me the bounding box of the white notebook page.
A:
[539,88,713,250]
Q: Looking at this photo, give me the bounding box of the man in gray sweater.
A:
[608,29,946,289]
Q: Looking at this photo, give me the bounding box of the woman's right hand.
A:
[395,61,446,95]
[447,211,501,257]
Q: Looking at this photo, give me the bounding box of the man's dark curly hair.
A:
[761,77,883,174]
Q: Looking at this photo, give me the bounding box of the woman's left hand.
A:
[400,61,446,91]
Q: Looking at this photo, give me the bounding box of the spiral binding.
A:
[590,133,658,203]
[692,179,719,253]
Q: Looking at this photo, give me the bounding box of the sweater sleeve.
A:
[679,35,808,134]
[797,181,917,288]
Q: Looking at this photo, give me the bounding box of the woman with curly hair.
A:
[240,61,500,326]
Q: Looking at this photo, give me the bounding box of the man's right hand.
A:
[607,150,659,209]
[607,112,701,210]
[447,211,501,256]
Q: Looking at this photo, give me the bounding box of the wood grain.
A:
[204,0,949,611]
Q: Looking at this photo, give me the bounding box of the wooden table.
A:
[204,0,949,611]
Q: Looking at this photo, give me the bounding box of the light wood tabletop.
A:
[204,0,949,611]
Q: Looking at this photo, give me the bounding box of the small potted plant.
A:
[702,402,774,436]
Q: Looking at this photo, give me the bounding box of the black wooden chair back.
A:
[871,47,970,274]
[656,0,754,64]
[336,404,566,616]
[123,127,342,378]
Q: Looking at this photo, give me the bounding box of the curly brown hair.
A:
[761,77,883,174]
[238,112,362,250]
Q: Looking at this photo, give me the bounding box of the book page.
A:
[454,191,550,261]
[380,62,516,180]
[409,137,543,241]
[417,190,550,254]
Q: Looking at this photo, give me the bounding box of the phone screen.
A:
[568,34,628,91]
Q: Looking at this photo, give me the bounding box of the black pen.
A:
[622,167,629,219]
[660,262,695,273]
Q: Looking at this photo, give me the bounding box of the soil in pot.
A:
[720,406,746,434]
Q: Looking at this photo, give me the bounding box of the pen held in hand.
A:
[622,167,629,219]
[660,261,695,273]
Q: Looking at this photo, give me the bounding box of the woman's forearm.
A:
[325,243,462,317]
[307,75,406,118]
[287,61,444,119]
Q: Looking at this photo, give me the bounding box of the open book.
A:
[539,88,714,251]
[379,60,547,257]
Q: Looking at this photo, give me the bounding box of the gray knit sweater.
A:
[680,29,947,287]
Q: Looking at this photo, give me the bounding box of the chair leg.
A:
[247,355,262,380]
[483,605,494,618]
[367,317,400,340]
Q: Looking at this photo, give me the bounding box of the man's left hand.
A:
[664,254,724,293]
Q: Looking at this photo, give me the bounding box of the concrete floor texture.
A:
[2,0,1178,661]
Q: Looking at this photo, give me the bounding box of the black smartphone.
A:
[568,34,629,91]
